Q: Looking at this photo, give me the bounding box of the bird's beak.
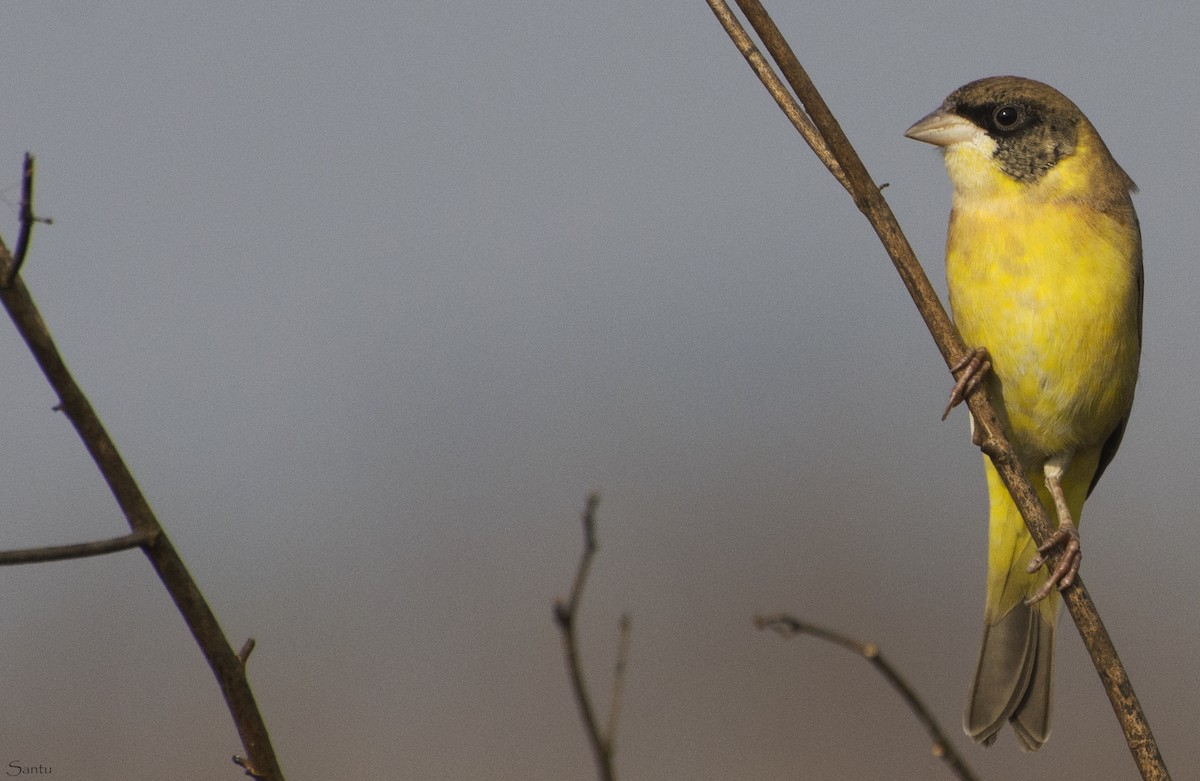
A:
[904,109,977,147]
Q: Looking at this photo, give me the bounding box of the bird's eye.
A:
[992,104,1024,131]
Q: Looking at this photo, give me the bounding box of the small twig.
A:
[5,152,47,286]
[605,613,632,750]
[554,493,625,781]
[232,754,266,779]
[0,530,155,565]
[238,638,257,666]
[756,613,980,781]
[558,492,600,621]
[707,4,1169,778]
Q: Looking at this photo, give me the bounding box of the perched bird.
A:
[905,76,1141,750]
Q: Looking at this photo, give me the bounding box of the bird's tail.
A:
[963,457,1064,750]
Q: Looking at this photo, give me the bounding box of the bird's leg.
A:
[942,347,992,421]
[1025,458,1081,604]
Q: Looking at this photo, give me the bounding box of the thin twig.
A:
[0,157,285,780]
[605,613,632,751]
[756,613,980,781]
[560,492,600,619]
[232,755,265,780]
[554,493,623,781]
[707,4,1169,779]
[0,530,154,565]
[5,153,47,286]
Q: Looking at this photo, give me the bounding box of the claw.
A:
[943,347,991,420]
[1024,521,1081,604]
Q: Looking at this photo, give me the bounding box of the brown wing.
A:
[1087,233,1143,497]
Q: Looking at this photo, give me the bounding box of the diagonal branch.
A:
[706,3,1169,779]
[0,155,284,781]
[756,613,980,781]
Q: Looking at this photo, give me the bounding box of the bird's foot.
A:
[943,347,991,421]
[1025,519,1081,604]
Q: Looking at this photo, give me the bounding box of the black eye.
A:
[992,104,1024,131]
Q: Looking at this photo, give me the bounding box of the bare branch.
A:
[554,493,626,781]
[756,613,980,781]
[0,157,285,780]
[706,4,1169,778]
[0,530,154,565]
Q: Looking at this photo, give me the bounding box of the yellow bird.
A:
[905,76,1142,750]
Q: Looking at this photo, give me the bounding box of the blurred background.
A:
[0,2,1194,779]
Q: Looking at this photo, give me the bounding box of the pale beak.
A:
[904,109,978,147]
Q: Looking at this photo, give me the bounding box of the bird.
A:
[904,76,1142,750]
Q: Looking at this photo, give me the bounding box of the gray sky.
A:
[0,2,1196,779]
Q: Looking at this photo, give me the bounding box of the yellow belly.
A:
[947,197,1140,462]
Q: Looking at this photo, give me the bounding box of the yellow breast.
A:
[945,144,1140,460]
